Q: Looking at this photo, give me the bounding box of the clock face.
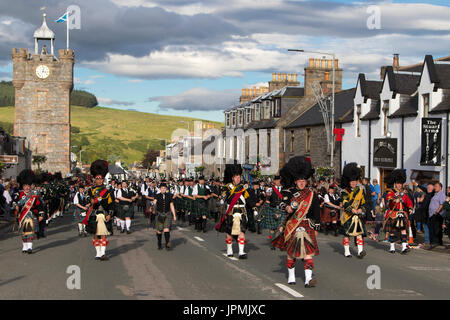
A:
[36,65,50,79]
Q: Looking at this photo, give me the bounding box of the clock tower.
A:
[12,13,74,175]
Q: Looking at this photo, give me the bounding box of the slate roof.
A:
[357,74,382,100]
[388,95,418,118]
[361,99,381,121]
[286,88,356,128]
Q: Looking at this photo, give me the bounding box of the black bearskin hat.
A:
[279,156,314,188]
[54,172,63,181]
[17,169,36,187]
[90,159,109,178]
[224,163,242,184]
[385,169,406,185]
[341,163,361,189]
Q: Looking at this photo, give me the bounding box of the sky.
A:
[0,0,449,122]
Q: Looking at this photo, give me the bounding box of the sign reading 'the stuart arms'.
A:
[420,118,442,166]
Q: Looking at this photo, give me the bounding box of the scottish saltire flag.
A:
[55,12,67,23]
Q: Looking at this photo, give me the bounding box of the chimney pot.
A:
[283,73,287,81]
[324,71,330,81]
[272,73,276,81]
[293,74,297,82]
[278,72,282,81]
[334,59,339,69]
[393,54,399,69]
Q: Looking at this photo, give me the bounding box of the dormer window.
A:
[255,104,260,121]
[423,94,430,117]
[226,113,230,127]
[382,100,389,136]
[264,101,270,119]
[232,112,236,127]
[238,110,243,126]
[246,108,251,124]
[356,104,361,137]
[274,99,281,118]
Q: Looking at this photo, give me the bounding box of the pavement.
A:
[1,210,450,300]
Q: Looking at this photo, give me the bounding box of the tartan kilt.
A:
[322,207,338,224]
[261,206,285,230]
[184,199,193,213]
[155,211,173,231]
[209,197,221,213]
[217,208,248,234]
[272,219,319,257]
[339,214,367,237]
[73,207,86,223]
[194,200,210,219]
[174,197,184,212]
[384,216,408,234]
[20,215,38,241]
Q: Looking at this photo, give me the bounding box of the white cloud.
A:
[98,97,135,106]
[128,79,143,83]
[149,87,241,111]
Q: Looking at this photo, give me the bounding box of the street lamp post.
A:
[288,49,336,169]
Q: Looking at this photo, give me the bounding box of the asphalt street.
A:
[0,210,449,300]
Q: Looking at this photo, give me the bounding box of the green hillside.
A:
[0,106,223,165]
[0,81,98,107]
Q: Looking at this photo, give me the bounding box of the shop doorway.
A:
[380,168,393,194]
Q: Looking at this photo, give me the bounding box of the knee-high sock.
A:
[343,238,351,256]
[157,233,162,247]
[22,242,27,251]
[389,235,395,251]
[401,234,407,251]
[164,231,170,244]
[100,239,108,256]
[120,220,125,230]
[78,223,84,233]
[125,219,131,231]
[226,238,233,255]
[286,258,296,283]
[356,238,364,254]
[304,258,314,284]
[93,239,101,257]
[238,238,246,255]
[116,218,121,227]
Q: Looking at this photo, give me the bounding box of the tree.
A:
[142,149,159,170]
[32,155,47,171]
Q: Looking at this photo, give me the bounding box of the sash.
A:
[272,186,283,200]
[215,186,245,231]
[18,196,36,225]
[82,187,109,225]
[283,191,314,243]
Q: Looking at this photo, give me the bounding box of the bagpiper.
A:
[116,181,138,234]
[215,164,250,259]
[384,169,413,254]
[271,156,320,287]
[261,175,286,250]
[340,163,367,259]
[193,176,211,233]
[83,160,114,261]
[73,183,89,237]
[15,170,44,254]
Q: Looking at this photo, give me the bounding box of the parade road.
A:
[1,211,449,300]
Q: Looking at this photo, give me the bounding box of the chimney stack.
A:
[393,53,399,70]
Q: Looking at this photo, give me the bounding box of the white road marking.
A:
[177,226,186,231]
[222,253,239,261]
[408,266,450,271]
[194,236,205,242]
[275,283,304,298]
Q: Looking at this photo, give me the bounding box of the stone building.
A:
[12,13,74,175]
[284,88,355,176]
[220,59,343,178]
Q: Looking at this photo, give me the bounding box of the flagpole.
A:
[66,11,69,50]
